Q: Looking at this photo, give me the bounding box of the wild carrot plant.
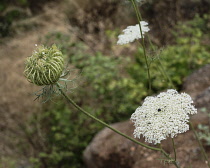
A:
[24,0,210,167]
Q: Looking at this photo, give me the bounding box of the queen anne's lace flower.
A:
[131,89,197,144]
[117,21,150,45]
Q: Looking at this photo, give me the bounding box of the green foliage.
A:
[44,32,147,119]
[0,0,57,37]
[69,51,147,120]
[0,9,23,37]
[0,157,16,168]
[17,0,28,6]
[29,101,100,168]
[43,32,77,58]
[0,0,28,37]
[28,31,148,168]
[129,14,210,91]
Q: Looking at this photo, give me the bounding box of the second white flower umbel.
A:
[131,89,197,144]
[117,21,150,45]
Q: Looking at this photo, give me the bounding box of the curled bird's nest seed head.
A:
[24,44,64,86]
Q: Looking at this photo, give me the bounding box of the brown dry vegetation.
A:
[0,1,70,166]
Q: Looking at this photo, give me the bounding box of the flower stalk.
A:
[172,138,177,161]
[146,29,209,167]
[56,83,180,168]
[130,0,152,93]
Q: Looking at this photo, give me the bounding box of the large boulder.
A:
[182,64,210,98]
[183,64,210,126]
[83,120,206,168]
[83,65,210,168]
[83,121,165,168]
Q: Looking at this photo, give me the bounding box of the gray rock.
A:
[83,121,206,168]
[182,64,210,98]
[183,64,210,126]
[194,87,210,109]
[83,121,163,168]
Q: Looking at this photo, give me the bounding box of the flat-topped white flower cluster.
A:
[131,89,197,144]
[117,21,150,45]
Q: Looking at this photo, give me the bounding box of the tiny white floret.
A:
[131,89,197,144]
[117,21,150,45]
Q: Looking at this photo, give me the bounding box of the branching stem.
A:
[56,83,180,168]
[130,0,152,94]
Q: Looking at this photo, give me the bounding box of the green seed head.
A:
[24,44,64,86]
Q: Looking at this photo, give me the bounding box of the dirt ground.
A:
[0,1,70,166]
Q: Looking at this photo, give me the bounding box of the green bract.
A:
[24,44,64,86]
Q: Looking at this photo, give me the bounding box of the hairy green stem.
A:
[57,83,159,151]
[56,83,180,167]
[158,59,175,89]
[130,0,152,93]
[146,20,209,168]
[190,122,210,167]
[159,143,180,168]
[147,34,175,89]
[172,138,177,161]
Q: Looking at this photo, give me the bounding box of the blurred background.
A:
[0,0,210,167]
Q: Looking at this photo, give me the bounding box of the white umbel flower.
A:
[117,21,150,45]
[131,89,197,144]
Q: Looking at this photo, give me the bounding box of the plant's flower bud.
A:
[131,89,197,144]
[24,44,64,86]
[117,21,150,45]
